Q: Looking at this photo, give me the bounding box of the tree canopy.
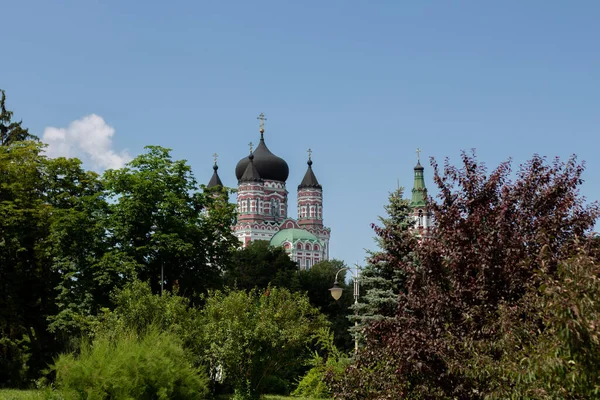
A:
[330,152,600,399]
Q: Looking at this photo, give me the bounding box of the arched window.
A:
[305,243,312,251]
[271,199,280,217]
[418,209,423,227]
[297,243,303,250]
[314,244,320,252]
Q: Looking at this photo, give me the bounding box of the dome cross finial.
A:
[248,142,254,154]
[257,113,267,135]
[213,152,218,165]
[307,148,312,161]
[416,148,422,162]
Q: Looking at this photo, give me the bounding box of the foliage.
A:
[352,187,416,339]
[96,280,205,367]
[331,152,600,399]
[224,240,300,291]
[293,328,350,399]
[480,252,600,399]
[0,141,62,386]
[197,287,328,399]
[52,325,208,400]
[103,145,238,298]
[0,89,37,146]
[298,260,354,350]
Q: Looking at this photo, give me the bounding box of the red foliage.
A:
[330,152,599,399]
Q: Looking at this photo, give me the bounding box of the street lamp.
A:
[329,264,360,353]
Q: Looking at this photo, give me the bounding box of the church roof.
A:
[207,163,223,188]
[239,153,262,183]
[298,158,321,189]
[235,130,289,182]
[270,228,321,247]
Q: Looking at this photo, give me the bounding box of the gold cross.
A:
[248,142,254,153]
[257,113,267,132]
[213,152,218,164]
[416,148,422,162]
[307,148,312,160]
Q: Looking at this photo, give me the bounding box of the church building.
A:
[206,114,331,269]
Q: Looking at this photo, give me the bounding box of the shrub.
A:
[293,328,350,399]
[52,325,208,400]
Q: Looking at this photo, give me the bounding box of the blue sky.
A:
[2,0,600,266]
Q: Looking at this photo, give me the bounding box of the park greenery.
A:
[2,87,600,399]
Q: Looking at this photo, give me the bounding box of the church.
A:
[206,114,331,269]
[206,114,431,268]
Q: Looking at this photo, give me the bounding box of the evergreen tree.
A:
[0,89,36,146]
[352,188,417,334]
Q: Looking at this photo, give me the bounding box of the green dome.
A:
[270,228,320,247]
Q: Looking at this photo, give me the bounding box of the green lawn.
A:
[0,390,328,400]
[0,390,46,400]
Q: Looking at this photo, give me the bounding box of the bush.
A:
[52,326,208,400]
[197,287,328,400]
[293,328,350,399]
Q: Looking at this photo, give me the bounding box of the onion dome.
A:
[207,160,223,188]
[239,153,262,183]
[269,228,321,248]
[235,121,289,182]
[298,152,321,189]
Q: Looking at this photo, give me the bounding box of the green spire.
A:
[410,149,427,208]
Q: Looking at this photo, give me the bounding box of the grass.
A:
[0,390,329,400]
[0,390,47,400]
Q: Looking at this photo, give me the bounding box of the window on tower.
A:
[418,209,423,227]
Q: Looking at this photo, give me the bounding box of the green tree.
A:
[44,157,118,339]
[353,187,416,330]
[224,240,300,291]
[103,146,238,297]
[0,90,36,146]
[0,142,71,385]
[298,259,354,350]
[197,287,328,399]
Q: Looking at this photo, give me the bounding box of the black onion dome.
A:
[298,159,321,189]
[235,134,289,182]
[239,154,263,183]
[414,160,424,171]
[207,163,223,188]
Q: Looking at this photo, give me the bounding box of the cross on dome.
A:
[257,113,267,133]
[416,148,422,162]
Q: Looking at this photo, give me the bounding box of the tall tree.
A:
[103,146,238,297]
[0,89,36,146]
[353,188,417,330]
[223,240,300,291]
[331,152,600,399]
[0,142,62,385]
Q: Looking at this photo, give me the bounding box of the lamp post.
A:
[329,264,360,353]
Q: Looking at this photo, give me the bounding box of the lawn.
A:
[0,390,328,400]
[0,390,46,400]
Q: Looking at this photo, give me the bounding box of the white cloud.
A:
[43,114,132,170]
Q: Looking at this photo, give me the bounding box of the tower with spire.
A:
[297,149,330,259]
[410,148,430,235]
[207,114,331,267]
